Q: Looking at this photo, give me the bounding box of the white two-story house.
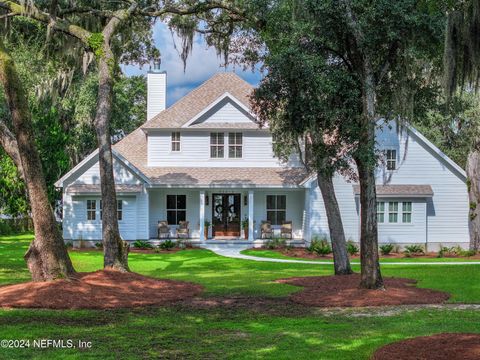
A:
[55,68,469,250]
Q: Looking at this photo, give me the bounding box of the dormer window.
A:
[171,132,181,152]
[228,133,243,158]
[210,132,224,158]
[386,149,397,170]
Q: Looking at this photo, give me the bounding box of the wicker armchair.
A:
[177,221,190,239]
[261,221,272,239]
[280,221,293,239]
[158,220,171,239]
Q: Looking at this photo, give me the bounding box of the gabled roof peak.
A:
[142,72,254,130]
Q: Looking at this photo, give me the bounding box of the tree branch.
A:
[0,120,23,177]
[0,0,92,44]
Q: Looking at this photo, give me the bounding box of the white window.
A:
[386,149,397,170]
[87,200,96,221]
[377,202,385,223]
[171,132,181,152]
[266,195,286,225]
[228,132,243,158]
[210,132,224,158]
[100,200,123,221]
[402,201,412,223]
[388,202,399,223]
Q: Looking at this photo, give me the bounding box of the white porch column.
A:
[248,190,254,240]
[199,191,205,241]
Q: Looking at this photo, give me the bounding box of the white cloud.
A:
[122,22,262,105]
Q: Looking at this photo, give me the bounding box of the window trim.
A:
[210,132,225,159]
[385,149,397,171]
[402,201,412,223]
[377,201,385,223]
[388,201,399,223]
[86,199,96,221]
[171,132,181,152]
[228,132,243,159]
[266,195,287,226]
[166,194,187,225]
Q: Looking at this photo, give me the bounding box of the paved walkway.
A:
[201,244,480,265]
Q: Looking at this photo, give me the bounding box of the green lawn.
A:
[241,248,480,262]
[0,234,479,359]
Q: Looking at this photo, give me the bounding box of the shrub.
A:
[307,237,332,256]
[404,244,424,256]
[380,244,394,256]
[95,242,103,249]
[265,238,287,249]
[346,240,359,256]
[437,246,454,258]
[65,241,73,249]
[159,239,176,250]
[462,249,477,257]
[133,240,154,249]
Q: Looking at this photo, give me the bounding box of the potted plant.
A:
[241,217,249,240]
[204,220,211,239]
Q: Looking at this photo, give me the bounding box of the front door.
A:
[212,194,241,237]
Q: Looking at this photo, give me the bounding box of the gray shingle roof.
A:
[352,185,434,197]
[143,167,307,187]
[66,184,143,194]
[142,72,254,129]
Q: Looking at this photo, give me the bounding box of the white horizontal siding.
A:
[376,122,468,244]
[73,158,141,185]
[65,196,137,241]
[147,72,166,121]
[377,199,426,244]
[308,121,468,245]
[309,175,358,241]
[147,130,300,167]
[193,98,252,124]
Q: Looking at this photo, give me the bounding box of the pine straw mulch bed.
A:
[372,333,480,360]
[0,270,203,310]
[277,274,450,307]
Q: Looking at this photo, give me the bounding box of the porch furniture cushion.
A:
[261,221,272,239]
[281,221,293,239]
[158,221,170,239]
[177,221,190,239]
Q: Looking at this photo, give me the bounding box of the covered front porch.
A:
[147,188,307,242]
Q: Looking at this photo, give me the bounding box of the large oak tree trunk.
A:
[95,48,129,271]
[467,146,480,252]
[317,171,353,275]
[356,71,384,290]
[356,157,383,289]
[0,40,75,281]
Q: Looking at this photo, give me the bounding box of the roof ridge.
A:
[142,72,250,129]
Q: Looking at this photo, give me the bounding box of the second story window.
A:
[210,132,224,158]
[171,132,181,152]
[386,149,397,170]
[228,132,243,158]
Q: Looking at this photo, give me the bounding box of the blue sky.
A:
[122,22,262,106]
